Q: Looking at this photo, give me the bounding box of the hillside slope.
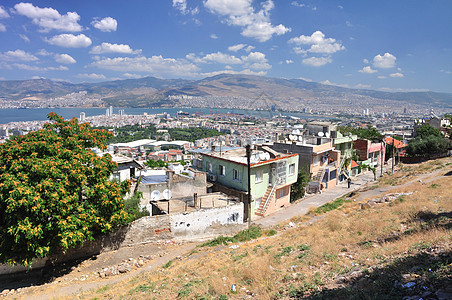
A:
[11,157,451,299]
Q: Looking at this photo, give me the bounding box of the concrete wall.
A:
[170,203,244,239]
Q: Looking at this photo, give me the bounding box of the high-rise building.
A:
[109,106,113,116]
[80,112,86,123]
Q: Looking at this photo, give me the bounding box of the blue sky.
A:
[0,0,451,93]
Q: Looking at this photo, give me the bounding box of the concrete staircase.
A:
[255,186,276,217]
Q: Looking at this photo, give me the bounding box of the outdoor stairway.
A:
[255,186,275,217]
[315,168,326,183]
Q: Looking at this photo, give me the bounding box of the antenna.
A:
[162,189,172,200]
[151,190,161,201]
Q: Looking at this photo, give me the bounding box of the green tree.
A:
[338,125,382,142]
[290,169,310,202]
[145,159,168,169]
[406,135,451,157]
[415,124,443,139]
[0,113,128,266]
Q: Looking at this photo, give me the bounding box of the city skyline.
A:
[0,1,451,93]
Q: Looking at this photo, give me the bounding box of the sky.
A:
[0,0,451,93]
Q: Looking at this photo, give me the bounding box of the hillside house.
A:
[198,146,298,219]
[270,135,341,193]
[353,139,386,168]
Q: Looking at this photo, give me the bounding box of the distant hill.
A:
[0,74,451,109]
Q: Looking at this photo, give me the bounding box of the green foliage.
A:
[338,125,383,142]
[265,229,277,236]
[98,124,225,144]
[145,159,168,169]
[415,124,443,139]
[162,260,173,268]
[201,226,262,247]
[314,196,352,214]
[406,135,451,157]
[290,169,310,202]
[0,113,128,266]
[124,192,148,222]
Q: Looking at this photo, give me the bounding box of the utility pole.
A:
[246,144,252,228]
[380,139,384,177]
[391,136,395,175]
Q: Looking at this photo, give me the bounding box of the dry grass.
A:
[78,157,452,299]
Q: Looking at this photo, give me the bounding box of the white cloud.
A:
[123,73,143,79]
[0,6,10,18]
[289,31,345,54]
[19,34,30,42]
[204,0,290,42]
[285,59,294,64]
[244,45,255,52]
[377,75,386,79]
[210,33,219,39]
[373,52,396,68]
[90,42,141,54]
[187,51,242,64]
[440,69,451,74]
[186,50,269,70]
[321,80,349,88]
[0,49,38,61]
[91,17,117,32]
[14,2,83,32]
[46,34,92,48]
[291,1,305,8]
[172,0,198,15]
[36,49,52,56]
[389,72,404,78]
[90,55,199,77]
[201,69,267,77]
[363,59,369,64]
[359,66,377,74]
[0,23,5,32]
[54,53,76,64]
[228,44,247,52]
[302,56,332,67]
[13,64,68,71]
[77,73,106,80]
[355,84,371,89]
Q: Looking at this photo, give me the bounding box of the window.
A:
[313,155,319,166]
[219,165,226,176]
[289,163,295,176]
[233,169,241,182]
[207,162,212,173]
[255,169,263,183]
[278,186,289,198]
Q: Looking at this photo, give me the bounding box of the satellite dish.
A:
[259,152,266,160]
[325,132,330,138]
[298,135,303,142]
[162,189,172,200]
[288,134,294,141]
[318,132,324,137]
[264,153,271,160]
[151,190,161,201]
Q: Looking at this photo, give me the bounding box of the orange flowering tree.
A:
[0,113,128,266]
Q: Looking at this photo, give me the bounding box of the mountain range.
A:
[1,74,451,110]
